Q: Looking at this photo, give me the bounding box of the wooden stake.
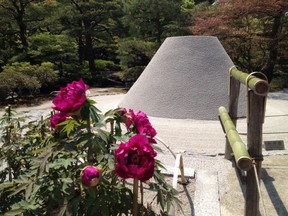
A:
[225,75,241,159]
[245,91,266,216]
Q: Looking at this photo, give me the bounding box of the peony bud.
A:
[81,166,101,187]
[120,108,127,116]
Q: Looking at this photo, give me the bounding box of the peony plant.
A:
[0,79,180,215]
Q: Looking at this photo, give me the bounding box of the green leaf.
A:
[0,182,14,190]
[152,145,164,153]
[62,183,69,195]
[115,122,122,136]
[32,147,46,154]
[87,187,96,199]
[93,121,106,129]
[59,119,80,136]
[8,183,29,198]
[89,106,101,123]
[46,158,76,171]
[4,209,24,216]
[155,159,167,171]
[103,117,114,123]
[87,98,97,106]
[113,134,129,143]
[97,129,109,143]
[110,144,120,151]
[31,142,56,158]
[62,158,77,169]
[96,154,104,162]
[61,177,73,184]
[31,182,41,197]
[107,155,115,170]
[25,182,33,201]
[68,195,81,214]
[77,133,94,145]
[158,189,165,210]
[104,109,114,117]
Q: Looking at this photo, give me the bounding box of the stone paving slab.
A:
[194,170,220,216]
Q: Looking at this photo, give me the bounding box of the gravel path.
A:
[1,88,288,215]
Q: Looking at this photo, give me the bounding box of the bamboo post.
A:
[218,106,252,171]
[229,67,269,96]
[225,74,241,159]
[245,91,266,216]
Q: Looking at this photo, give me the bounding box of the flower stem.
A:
[87,117,91,133]
[132,179,139,216]
[140,181,144,216]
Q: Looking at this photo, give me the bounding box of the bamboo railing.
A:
[229,67,269,96]
[218,106,252,171]
[220,66,269,216]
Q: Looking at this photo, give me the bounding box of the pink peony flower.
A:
[115,134,157,181]
[50,112,70,128]
[81,166,101,187]
[52,79,89,113]
[125,109,157,143]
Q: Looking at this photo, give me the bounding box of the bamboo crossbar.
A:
[218,106,252,171]
[229,67,269,96]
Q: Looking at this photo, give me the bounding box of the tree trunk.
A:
[262,15,283,83]
[85,32,96,76]
[83,19,97,78]
[155,2,162,43]
[18,20,28,51]
[78,21,84,66]
[12,0,28,53]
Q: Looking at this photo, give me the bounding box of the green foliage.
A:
[56,0,123,80]
[121,0,190,43]
[0,87,9,101]
[95,59,120,72]
[181,0,195,12]
[28,33,77,64]
[0,99,180,215]
[117,39,157,81]
[34,62,59,88]
[0,71,40,99]
[118,0,193,81]
[0,62,58,100]
[0,0,195,86]
[270,73,288,91]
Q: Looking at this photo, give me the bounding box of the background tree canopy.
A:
[0,0,287,102]
[192,0,288,88]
